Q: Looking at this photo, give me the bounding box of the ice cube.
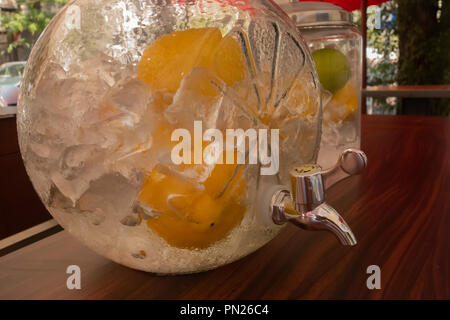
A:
[59,144,101,179]
[164,67,225,129]
[81,77,151,127]
[51,161,105,206]
[76,173,139,220]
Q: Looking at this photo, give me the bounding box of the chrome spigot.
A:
[271,149,367,246]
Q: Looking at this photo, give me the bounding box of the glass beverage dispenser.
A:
[279,1,363,169]
[17,0,366,274]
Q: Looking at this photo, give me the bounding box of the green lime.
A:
[312,48,350,94]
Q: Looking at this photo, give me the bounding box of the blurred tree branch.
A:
[0,0,68,55]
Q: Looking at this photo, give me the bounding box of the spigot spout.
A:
[291,203,357,246]
[272,190,357,246]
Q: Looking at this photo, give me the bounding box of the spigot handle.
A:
[322,149,367,190]
[290,149,367,213]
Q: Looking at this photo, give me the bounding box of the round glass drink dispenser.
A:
[279,1,362,169]
[17,0,367,274]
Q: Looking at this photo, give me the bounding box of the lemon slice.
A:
[137,28,247,94]
[324,83,358,123]
[139,162,246,249]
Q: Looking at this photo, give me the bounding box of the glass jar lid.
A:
[277,1,354,27]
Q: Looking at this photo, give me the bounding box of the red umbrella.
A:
[298,0,390,11]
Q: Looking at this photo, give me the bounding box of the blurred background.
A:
[0,0,448,116]
[356,0,450,115]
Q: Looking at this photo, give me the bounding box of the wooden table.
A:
[0,115,449,300]
[362,85,450,98]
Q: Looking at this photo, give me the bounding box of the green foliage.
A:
[396,0,449,115]
[396,0,438,84]
[0,0,69,54]
[354,3,399,85]
[365,1,449,116]
[365,2,400,114]
[367,3,398,63]
[440,0,450,85]
[367,61,397,86]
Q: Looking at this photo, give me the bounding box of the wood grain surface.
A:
[0,115,449,299]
